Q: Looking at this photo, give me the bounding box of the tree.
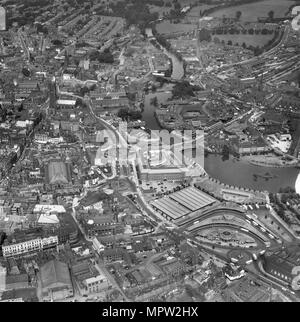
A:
[254,46,262,56]
[268,10,274,21]
[117,108,142,121]
[172,81,196,99]
[236,11,242,21]
[51,39,63,46]
[221,145,230,161]
[213,37,220,44]
[89,48,114,64]
[117,108,130,120]
[150,96,158,106]
[79,86,89,97]
[22,67,31,77]
[198,28,212,42]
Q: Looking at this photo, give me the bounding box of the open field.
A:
[209,0,297,22]
[212,34,274,47]
[156,20,196,34]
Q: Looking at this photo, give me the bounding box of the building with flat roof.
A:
[83,274,110,294]
[56,99,76,110]
[37,213,60,225]
[139,167,187,181]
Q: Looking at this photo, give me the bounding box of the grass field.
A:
[156,20,196,34]
[155,0,296,39]
[209,0,296,22]
[212,34,274,47]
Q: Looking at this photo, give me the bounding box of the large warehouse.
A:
[262,247,300,291]
[47,161,70,185]
[40,260,73,301]
[151,186,216,221]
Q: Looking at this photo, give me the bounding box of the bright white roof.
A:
[38,213,59,224]
[56,99,76,105]
[34,204,66,213]
[15,120,33,127]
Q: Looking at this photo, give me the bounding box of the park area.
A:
[208,0,297,22]
[212,34,274,48]
[156,0,297,34]
[156,20,196,34]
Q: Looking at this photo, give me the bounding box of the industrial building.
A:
[262,247,300,291]
[151,187,216,221]
[139,167,187,182]
[47,161,70,185]
[40,260,73,301]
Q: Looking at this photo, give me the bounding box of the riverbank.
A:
[241,154,299,168]
[204,154,299,193]
[141,29,185,129]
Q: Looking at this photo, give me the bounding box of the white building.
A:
[56,99,76,109]
[33,204,66,214]
[266,134,292,153]
[2,236,58,258]
[92,237,105,254]
[0,7,6,31]
[38,213,60,225]
[83,274,110,294]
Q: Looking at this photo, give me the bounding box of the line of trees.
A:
[212,27,277,36]
[117,108,142,121]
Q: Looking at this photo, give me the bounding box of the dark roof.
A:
[263,247,300,278]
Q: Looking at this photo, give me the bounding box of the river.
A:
[141,37,185,129]
[142,25,300,193]
[205,154,299,193]
[142,90,172,130]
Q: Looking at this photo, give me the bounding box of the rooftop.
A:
[40,260,72,289]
